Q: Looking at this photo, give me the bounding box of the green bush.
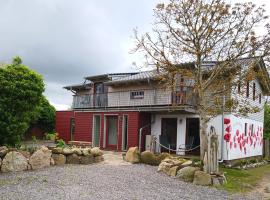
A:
[56,139,66,148]
[0,57,44,146]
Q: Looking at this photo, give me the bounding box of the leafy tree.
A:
[0,57,44,146]
[30,95,56,133]
[133,0,270,168]
[264,103,270,139]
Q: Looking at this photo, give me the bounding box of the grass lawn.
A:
[219,164,270,193]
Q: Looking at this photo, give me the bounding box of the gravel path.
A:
[0,163,262,200]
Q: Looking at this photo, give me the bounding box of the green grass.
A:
[219,164,270,193]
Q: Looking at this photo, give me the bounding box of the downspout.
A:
[139,115,155,153]
[219,84,225,163]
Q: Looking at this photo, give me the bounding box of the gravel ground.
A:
[0,163,262,200]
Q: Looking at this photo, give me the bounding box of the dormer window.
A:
[130,91,144,99]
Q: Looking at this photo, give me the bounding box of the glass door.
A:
[106,116,118,149]
[93,115,101,147]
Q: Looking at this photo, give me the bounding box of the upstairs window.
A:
[246,81,250,98]
[244,123,248,136]
[253,82,256,101]
[130,91,144,99]
[259,93,262,104]
[238,82,241,94]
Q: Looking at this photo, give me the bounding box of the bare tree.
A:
[133,0,270,164]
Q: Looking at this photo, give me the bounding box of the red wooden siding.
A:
[74,112,92,142]
[55,111,74,142]
[56,110,151,151]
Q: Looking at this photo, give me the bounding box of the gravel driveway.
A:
[0,162,261,200]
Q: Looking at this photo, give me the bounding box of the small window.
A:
[130,91,144,99]
[259,93,262,104]
[244,123,247,136]
[238,82,241,94]
[246,81,250,98]
[251,124,254,136]
[253,82,256,101]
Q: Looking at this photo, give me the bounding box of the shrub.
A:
[56,139,66,148]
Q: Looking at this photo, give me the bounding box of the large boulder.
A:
[181,160,193,167]
[90,147,103,157]
[72,147,82,155]
[168,166,180,177]
[0,146,8,157]
[82,148,91,156]
[52,154,66,165]
[66,154,81,164]
[158,161,173,174]
[1,151,28,172]
[176,166,198,182]
[125,147,140,164]
[29,146,52,170]
[62,148,73,155]
[18,150,31,159]
[140,151,159,165]
[94,155,104,163]
[80,155,94,165]
[52,147,63,154]
[193,171,212,186]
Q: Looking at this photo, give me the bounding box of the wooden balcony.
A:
[72,87,196,110]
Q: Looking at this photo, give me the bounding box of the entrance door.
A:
[106,116,118,149]
[161,118,177,152]
[185,118,200,155]
[93,115,101,147]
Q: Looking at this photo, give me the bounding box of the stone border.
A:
[0,146,104,173]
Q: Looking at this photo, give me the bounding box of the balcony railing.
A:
[72,87,196,109]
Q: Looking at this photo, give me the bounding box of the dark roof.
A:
[105,70,158,85]
[63,83,92,91]
[85,73,138,82]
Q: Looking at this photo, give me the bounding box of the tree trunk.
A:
[199,113,208,160]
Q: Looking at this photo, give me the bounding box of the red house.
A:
[56,58,270,160]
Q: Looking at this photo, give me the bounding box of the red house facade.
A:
[56,58,270,160]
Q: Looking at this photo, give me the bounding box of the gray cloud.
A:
[0,0,160,109]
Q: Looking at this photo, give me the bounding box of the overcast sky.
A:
[0,0,269,110]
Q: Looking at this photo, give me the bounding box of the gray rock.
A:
[193,171,212,186]
[168,166,180,177]
[50,157,55,165]
[80,155,94,164]
[29,146,52,170]
[94,155,104,163]
[52,147,63,154]
[212,177,221,186]
[1,151,28,172]
[158,161,173,174]
[265,186,270,193]
[62,148,73,155]
[125,147,140,164]
[52,154,66,165]
[176,166,198,182]
[0,146,8,157]
[91,147,103,157]
[66,154,81,164]
[72,147,82,155]
[181,160,193,167]
[82,148,91,156]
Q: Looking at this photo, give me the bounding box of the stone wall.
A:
[0,146,104,173]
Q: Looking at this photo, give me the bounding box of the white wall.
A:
[209,114,263,160]
[151,113,199,155]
